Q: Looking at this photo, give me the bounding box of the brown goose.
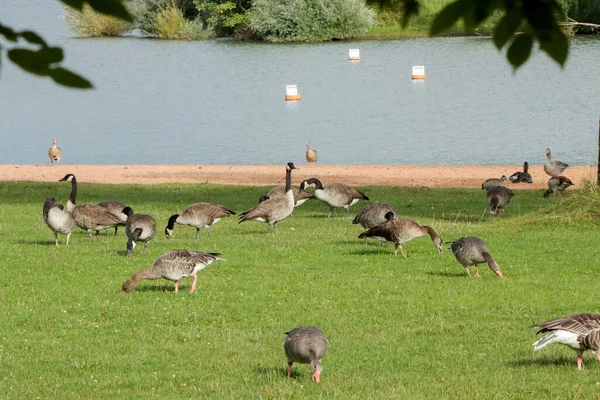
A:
[481,175,507,190]
[98,200,131,235]
[353,203,396,242]
[239,162,296,233]
[48,138,61,166]
[450,236,503,278]
[486,186,514,216]
[305,142,318,163]
[544,148,569,177]
[358,217,443,257]
[303,178,369,217]
[532,313,600,371]
[509,162,533,184]
[284,326,328,383]
[543,176,574,199]
[121,249,223,293]
[124,208,157,256]
[43,197,75,246]
[165,202,235,239]
[59,174,121,240]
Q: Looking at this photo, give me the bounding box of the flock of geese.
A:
[41,142,590,380]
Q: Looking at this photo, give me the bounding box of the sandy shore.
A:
[0,164,594,189]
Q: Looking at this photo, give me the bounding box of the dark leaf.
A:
[506,33,533,69]
[539,29,569,67]
[60,0,85,11]
[401,0,420,28]
[493,9,523,50]
[37,47,65,64]
[48,67,94,89]
[20,31,48,46]
[430,0,466,35]
[0,23,18,42]
[7,49,51,75]
[86,0,133,21]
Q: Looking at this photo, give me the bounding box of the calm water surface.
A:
[1,1,599,166]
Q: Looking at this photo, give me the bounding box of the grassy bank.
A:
[1,181,599,398]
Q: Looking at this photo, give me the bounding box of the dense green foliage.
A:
[559,0,600,32]
[64,4,131,37]
[2,181,600,398]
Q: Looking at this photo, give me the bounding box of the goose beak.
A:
[120,290,126,295]
[312,371,321,383]
[495,271,504,279]
[436,245,444,253]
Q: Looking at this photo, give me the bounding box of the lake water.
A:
[1,1,599,166]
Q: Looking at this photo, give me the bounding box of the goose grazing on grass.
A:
[124,207,156,256]
[239,162,296,233]
[48,138,61,166]
[121,249,223,293]
[358,217,443,257]
[305,142,318,163]
[544,148,569,177]
[450,236,503,278]
[303,178,369,217]
[543,176,574,200]
[486,186,514,216]
[353,203,396,242]
[532,313,600,371]
[481,175,508,190]
[284,326,328,383]
[98,200,131,235]
[43,197,75,246]
[59,174,121,240]
[509,162,533,184]
[165,202,235,239]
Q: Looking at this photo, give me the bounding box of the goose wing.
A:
[533,313,600,335]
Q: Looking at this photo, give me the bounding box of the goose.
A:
[509,162,533,184]
[165,202,235,239]
[486,186,514,216]
[260,184,314,208]
[358,217,443,257]
[48,138,61,166]
[352,203,396,242]
[543,176,574,199]
[58,174,121,240]
[239,162,296,233]
[305,142,318,163]
[481,175,508,190]
[121,249,223,293]
[43,197,75,246]
[544,148,569,177]
[124,207,156,256]
[303,178,369,217]
[284,326,328,383]
[450,236,503,278]
[98,200,131,235]
[532,313,600,371]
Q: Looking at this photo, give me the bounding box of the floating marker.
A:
[412,65,426,80]
[285,85,302,102]
[349,49,360,61]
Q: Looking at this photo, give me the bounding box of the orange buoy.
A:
[412,65,426,80]
[285,85,301,102]
[285,94,302,101]
[349,49,360,61]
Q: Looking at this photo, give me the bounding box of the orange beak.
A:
[120,290,126,294]
[496,271,504,279]
[312,371,321,383]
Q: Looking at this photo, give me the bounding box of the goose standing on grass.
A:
[259,183,314,208]
[305,142,318,163]
[59,174,121,240]
[48,138,61,166]
[532,313,600,371]
[303,178,369,217]
[284,326,328,383]
[165,202,235,239]
[121,249,223,293]
[543,176,574,199]
[486,186,514,216]
[43,197,75,246]
[98,200,131,235]
[358,217,443,257]
[353,203,396,241]
[509,162,533,184]
[450,236,503,278]
[481,175,508,190]
[544,148,569,177]
[239,162,296,233]
[124,207,156,256]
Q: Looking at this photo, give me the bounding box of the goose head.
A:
[52,138,57,145]
[286,162,297,171]
[384,211,395,221]
[309,358,323,383]
[59,173,75,182]
[122,206,134,218]
[546,148,552,158]
[433,236,444,253]
[126,239,136,256]
[306,142,311,150]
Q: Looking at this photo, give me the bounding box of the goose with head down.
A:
[450,236,503,279]
[543,176,573,200]
[481,175,508,190]
[43,197,75,246]
[284,326,328,383]
[165,202,235,239]
[124,207,156,256]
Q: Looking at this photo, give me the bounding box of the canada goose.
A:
[165,202,235,239]
[98,200,131,235]
[305,142,318,163]
[509,162,533,184]
[58,174,121,240]
[303,178,369,217]
[532,313,600,371]
[544,148,569,177]
[481,175,508,190]
[358,217,443,257]
[486,186,514,216]
[43,197,75,246]
[450,236,503,278]
[124,208,156,256]
[239,162,296,233]
[353,203,396,242]
[284,326,328,383]
[48,138,61,166]
[121,249,223,293]
[543,176,574,199]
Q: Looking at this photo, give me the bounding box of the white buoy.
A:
[285,85,301,102]
[349,49,360,61]
[412,66,426,80]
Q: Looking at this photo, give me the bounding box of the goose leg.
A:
[465,267,472,278]
[287,362,293,378]
[363,229,367,244]
[66,232,71,246]
[190,275,198,294]
[328,207,333,218]
[207,227,212,238]
[274,221,279,234]
[399,245,407,258]
[114,226,118,236]
[143,241,149,254]
[196,228,200,240]
[88,230,93,241]
[475,264,480,278]
[54,232,59,247]
[345,206,350,216]
[267,224,271,234]
[577,354,583,371]
[174,281,179,293]
[394,244,399,256]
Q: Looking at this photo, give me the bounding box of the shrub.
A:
[558,0,600,33]
[155,3,188,39]
[193,0,250,37]
[63,4,130,37]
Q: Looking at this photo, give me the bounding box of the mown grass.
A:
[1,181,599,398]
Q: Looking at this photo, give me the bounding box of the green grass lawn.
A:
[1,181,599,399]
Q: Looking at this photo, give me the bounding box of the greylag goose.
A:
[48,138,61,166]
[450,236,503,278]
[544,148,569,177]
[305,142,318,163]
[358,217,443,257]
[509,162,533,184]
[124,207,156,256]
[121,249,223,293]
[239,162,296,233]
[98,200,131,235]
[532,313,600,371]
[284,326,328,383]
[43,197,75,246]
[481,175,508,190]
[543,176,574,199]
[165,202,235,239]
[59,174,121,240]
[353,203,396,242]
[486,186,514,216]
[303,178,369,217]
